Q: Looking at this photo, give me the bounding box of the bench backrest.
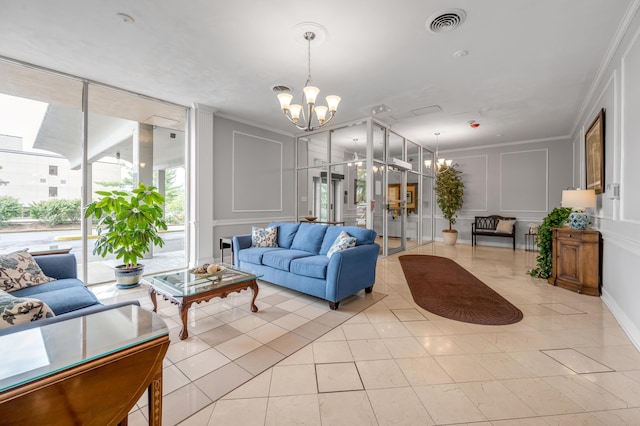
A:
[474,215,516,231]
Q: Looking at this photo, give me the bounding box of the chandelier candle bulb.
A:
[277,93,293,110]
[303,86,320,104]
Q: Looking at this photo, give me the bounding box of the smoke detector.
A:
[426,9,466,33]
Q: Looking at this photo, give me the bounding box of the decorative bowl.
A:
[190,265,226,279]
[304,216,317,222]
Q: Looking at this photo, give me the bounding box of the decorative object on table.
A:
[561,188,596,230]
[190,263,226,280]
[528,207,572,279]
[84,183,167,289]
[399,255,523,325]
[304,215,317,222]
[527,223,539,234]
[434,162,464,245]
[585,108,605,194]
[274,24,341,132]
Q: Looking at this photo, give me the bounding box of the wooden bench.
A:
[471,215,517,250]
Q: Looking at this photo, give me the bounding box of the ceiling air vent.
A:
[426,9,466,33]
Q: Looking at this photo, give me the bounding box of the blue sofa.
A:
[233,222,380,309]
[0,253,138,335]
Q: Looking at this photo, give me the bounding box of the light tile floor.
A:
[100,242,640,425]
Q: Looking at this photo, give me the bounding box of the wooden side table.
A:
[0,305,169,425]
[549,228,602,296]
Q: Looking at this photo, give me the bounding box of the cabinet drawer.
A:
[556,230,582,241]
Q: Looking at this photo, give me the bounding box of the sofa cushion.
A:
[290,255,330,280]
[0,250,55,293]
[320,226,377,255]
[238,247,284,265]
[268,222,300,249]
[291,223,328,254]
[327,231,357,259]
[262,250,312,272]
[0,289,55,329]
[251,226,279,247]
[29,285,100,315]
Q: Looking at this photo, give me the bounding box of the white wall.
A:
[572,4,640,348]
[190,109,295,264]
[436,137,574,248]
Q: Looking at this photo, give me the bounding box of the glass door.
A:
[386,166,405,255]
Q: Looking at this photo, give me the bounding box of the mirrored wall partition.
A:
[0,58,188,284]
[295,118,435,256]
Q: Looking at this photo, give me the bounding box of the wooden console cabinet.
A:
[548,228,602,296]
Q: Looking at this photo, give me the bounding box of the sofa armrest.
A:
[325,243,380,302]
[232,234,252,268]
[34,253,78,280]
[0,300,141,336]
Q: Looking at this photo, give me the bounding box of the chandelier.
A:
[276,31,341,132]
[424,132,452,173]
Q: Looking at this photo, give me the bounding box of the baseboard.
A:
[601,288,640,351]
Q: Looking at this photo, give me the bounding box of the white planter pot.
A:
[114,264,145,289]
[442,230,458,245]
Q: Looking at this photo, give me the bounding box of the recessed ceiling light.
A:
[453,50,468,57]
[116,13,135,24]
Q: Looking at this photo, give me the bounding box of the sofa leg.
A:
[328,301,340,310]
[365,286,373,294]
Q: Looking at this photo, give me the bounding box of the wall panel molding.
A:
[455,155,488,212]
[500,149,548,212]
[231,131,283,212]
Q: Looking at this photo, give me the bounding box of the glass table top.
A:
[0,304,168,393]
[145,265,262,297]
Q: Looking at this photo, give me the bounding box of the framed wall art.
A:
[585,108,605,194]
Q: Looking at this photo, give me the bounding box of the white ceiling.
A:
[0,0,633,151]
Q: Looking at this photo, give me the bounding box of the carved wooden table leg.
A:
[249,280,259,313]
[178,301,190,340]
[148,365,163,425]
[149,287,158,312]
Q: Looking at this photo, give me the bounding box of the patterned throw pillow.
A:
[251,226,279,248]
[327,231,357,259]
[0,289,55,329]
[0,250,55,293]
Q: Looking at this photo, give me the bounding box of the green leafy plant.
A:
[84,183,167,268]
[29,199,81,226]
[0,196,22,223]
[528,207,572,278]
[435,165,464,231]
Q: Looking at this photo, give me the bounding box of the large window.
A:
[0,59,187,284]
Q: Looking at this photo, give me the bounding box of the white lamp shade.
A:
[424,160,432,168]
[314,105,328,123]
[303,86,320,104]
[445,159,453,166]
[326,95,341,112]
[437,158,445,165]
[289,104,303,122]
[277,93,293,110]
[561,189,596,208]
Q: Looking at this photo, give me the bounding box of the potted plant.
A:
[85,183,167,288]
[435,165,464,245]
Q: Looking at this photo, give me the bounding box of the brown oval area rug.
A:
[399,254,523,325]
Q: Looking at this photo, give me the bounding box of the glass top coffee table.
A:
[145,265,262,340]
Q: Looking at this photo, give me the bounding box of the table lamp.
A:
[561,189,596,229]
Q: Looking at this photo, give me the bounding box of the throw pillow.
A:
[0,250,55,293]
[0,289,55,329]
[496,219,516,234]
[327,231,357,259]
[251,226,279,248]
